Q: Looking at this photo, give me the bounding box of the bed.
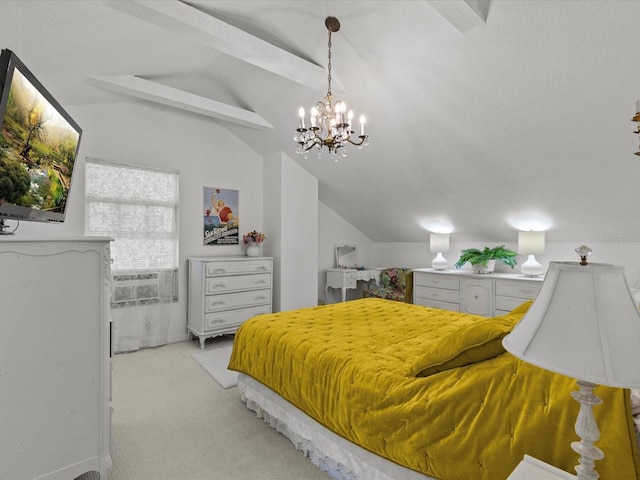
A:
[228,298,640,480]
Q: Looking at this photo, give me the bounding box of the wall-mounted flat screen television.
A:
[0,48,82,232]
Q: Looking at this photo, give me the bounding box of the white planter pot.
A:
[472,259,496,274]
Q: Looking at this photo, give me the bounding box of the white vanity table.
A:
[325,244,381,303]
[326,267,381,303]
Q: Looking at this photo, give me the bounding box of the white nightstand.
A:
[507,455,576,479]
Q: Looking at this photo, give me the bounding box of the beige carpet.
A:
[102,339,331,480]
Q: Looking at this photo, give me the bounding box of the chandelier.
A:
[294,16,369,160]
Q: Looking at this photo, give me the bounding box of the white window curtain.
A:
[85,158,179,352]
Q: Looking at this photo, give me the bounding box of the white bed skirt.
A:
[238,373,436,480]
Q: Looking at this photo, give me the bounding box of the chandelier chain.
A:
[327,30,332,97]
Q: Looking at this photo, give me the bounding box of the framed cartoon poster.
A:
[203,187,239,245]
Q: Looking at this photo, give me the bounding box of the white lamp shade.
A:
[430,233,450,253]
[518,231,545,255]
[503,261,640,388]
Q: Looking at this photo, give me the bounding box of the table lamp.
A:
[518,231,545,276]
[430,233,449,270]
[502,246,640,480]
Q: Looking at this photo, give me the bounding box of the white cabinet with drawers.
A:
[460,277,494,316]
[494,279,543,314]
[188,256,273,348]
[413,268,543,317]
[413,272,461,311]
[0,238,112,480]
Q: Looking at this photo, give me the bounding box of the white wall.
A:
[318,202,374,303]
[11,100,264,345]
[263,152,283,310]
[264,152,318,311]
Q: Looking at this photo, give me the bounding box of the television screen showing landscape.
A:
[0,65,80,218]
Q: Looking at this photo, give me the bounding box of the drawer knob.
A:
[213,268,226,274]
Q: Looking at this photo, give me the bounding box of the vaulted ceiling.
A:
[3,0,640,243]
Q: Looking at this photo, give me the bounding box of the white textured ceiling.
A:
[2,0,639,243]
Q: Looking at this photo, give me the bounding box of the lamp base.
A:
[431,252,448,270]
[521,254,544,277]
[570,380,604,480]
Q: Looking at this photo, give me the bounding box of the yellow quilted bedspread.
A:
[228,298,640,480]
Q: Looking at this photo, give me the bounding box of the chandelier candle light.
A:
[295,16,369,161]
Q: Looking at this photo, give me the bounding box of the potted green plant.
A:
[454,245,517,274]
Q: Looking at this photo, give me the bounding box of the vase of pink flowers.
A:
[243,230,266,257]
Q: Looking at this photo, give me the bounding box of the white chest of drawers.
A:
[413,268,543,317]
[188,256,273,348]
[0,238,112,480]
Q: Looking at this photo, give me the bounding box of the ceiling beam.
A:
[104,0,327,91]
[86,74,274,130]
[426,0,490,33]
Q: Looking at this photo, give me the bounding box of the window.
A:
[85,158,179,304]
